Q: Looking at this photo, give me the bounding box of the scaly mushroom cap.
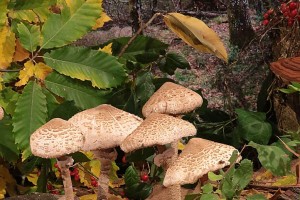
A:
[30,118,84,158]
[120,113,197,153]
[0,107,4,120]
[163,138,241,187]
[270,57,300,82]
[142,82,203,117]
[68,104,143,151]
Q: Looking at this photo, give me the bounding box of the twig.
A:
[276,136,300,158]
[0,69,20,72]
[118,13,161,57]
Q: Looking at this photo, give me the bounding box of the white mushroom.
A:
[163,138,242,188]
[30,118,84,200]
[0,107,4,120]
[68,104,143,200]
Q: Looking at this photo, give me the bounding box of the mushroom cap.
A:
[68,104,143,151]
[30,118,84,158]
[163,138,241,187]
[120,113,197,153]
[0,107,3,120]
[270,57,300,82]
[142,82,203,117]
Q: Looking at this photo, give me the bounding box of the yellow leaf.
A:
[80,194,97,200]
[26,168,39,185]
[99,43,112,55]
[13,39,30,62]
[34,62,52,81]
[0,26,16,69]
[0,177,6,199]
[272,174,297,186]
[92,12,112,30]
[164,13,228,62]
[178,141,185,150]
[15,61,35,86]
[0,165,17,197]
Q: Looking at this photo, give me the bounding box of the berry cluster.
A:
[262,1,299,27]
[90,176,98,187]
[53,162,80,181]
[47,183,64,195]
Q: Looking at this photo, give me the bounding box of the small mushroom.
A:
[270,56,300,82]
[0,107,4,120]
[163,138,241,188]
[68,104,143,200]
[30,118,84,200]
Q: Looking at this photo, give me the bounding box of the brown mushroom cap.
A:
[163,138,241,187]
[142,82,203,118]
[68,104,143,151]
[270,57,300,82]
[0,107,3,120]
[120,113,197,153]
[30,118,84,158]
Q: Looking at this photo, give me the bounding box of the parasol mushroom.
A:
[270,56,300,82]
[0,107,3,120]
[68,104,143,200]
[30,118,84,200]
[163,138,241,188]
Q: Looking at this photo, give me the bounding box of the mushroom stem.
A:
[92,148,118,200]
[169,141,181,200]
[57,156,74,200]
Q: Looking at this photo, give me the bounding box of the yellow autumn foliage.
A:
[92,12,112,30]
[0,26,16,69]
[13,39,30,62]
[99,43,112,55]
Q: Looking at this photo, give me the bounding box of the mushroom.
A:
[270,56,300,82]
[120,113,197,200]
[0,107,3,120]
[163,138,241,188]
[68,104,143,200]
[30,118,84,200]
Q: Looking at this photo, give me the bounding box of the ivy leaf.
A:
[235,109,272,145]
[249,141,291,176]
[12,81,47,159]
[17,23,40,52]
[159,52,190,75]
[44,72,110,110]
[0,26,16,69]
[41,0,101,49]
[0,118,19,163]
[43,46,126,89]
[135,71,155,106]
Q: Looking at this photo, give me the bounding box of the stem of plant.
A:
[57,156,74,200]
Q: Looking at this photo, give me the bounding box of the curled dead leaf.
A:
[270,57,300,82]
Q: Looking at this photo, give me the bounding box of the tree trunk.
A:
[129,0,142,34]
[227,0,255,48]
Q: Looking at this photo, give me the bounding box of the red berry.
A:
[140,174,149,182]
[122,155,126,163]
[47,183,53,190]
[288,18,294,26]
[54,163,59,168]
[281,3,287,12]
[267,9,274,15]
[283,10,290,17]
[120,191,125,196]
[263,13,269,19]
[290,9,298,18]
[262,19,269,26]
[90,176,96,181]
[51,190,59,195]
[73,168,79,174]
[74,174,80,181]
[289,2,297,10]
[91,180,98,187]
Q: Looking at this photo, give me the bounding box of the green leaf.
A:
[159,52,190,75]
[200,194,219,200]
[249,141,290,176]
[41,0,101,49]
[13,0,56,10]
[43,46,126,89]
[17,23,40,52]
[49,101,80,120]
[0,87,20,115]
[135,71,155,106]
[221,159,253,200]
[246,194,267,200]
[235,109,272,144]
[45,72,110,109]
[208,172,223,181]
[0,0,8,30]
[12,81,47,159]
[125,182,152,199]
[126,147,156,162]
[201,183,213,194]
[42,88,59,120]
[185,194,201,200]
[69,152,91,163]
[0,118,19,162]
[124,166,139,187]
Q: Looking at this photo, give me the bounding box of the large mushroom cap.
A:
[270,57,300,82]
[0,107,3,120]
[30,118,84,159]
[163,138,241,187]
[68,104,143,151]
[142,82,203,117]
[120,113,197,153]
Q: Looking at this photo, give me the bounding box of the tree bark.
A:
[227,0,255,48]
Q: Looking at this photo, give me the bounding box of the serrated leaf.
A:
[0,118,19,162]
[249,142,290,176]
[13,39,30,62]
[17,23,40,52]
[43,46,126,89]
[92,12,111,30]
[45,72,110,109]
[13,0,56,10]
[0,87,20,115]
[0,0,8,30]
[12,81,47,159]
[164,13,228,62]
[159,52,190,75]
[99,43,112,55]
[9,7,51,23]
[236,109,272,145]
[0,26,16,69]
[41,0,101,49]
[124,166,139,187]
